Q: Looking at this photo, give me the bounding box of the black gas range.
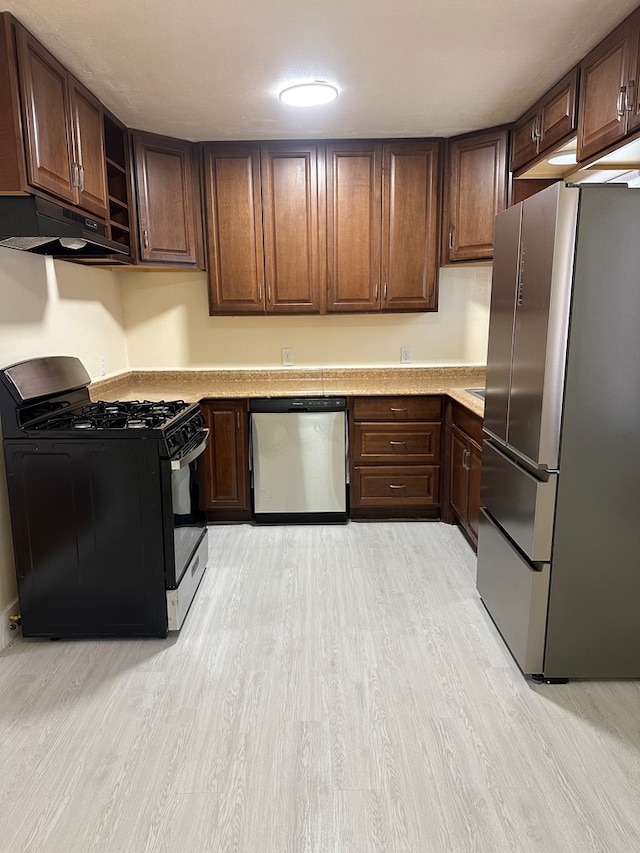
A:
[0,356,209,638]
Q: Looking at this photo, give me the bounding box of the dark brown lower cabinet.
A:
[447,402,483,549]
[200,399,251,521]
[349,395,442,519]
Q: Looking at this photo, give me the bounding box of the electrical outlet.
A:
[282,347,294,366]
[401,346,411,364]
[98,356,106,376]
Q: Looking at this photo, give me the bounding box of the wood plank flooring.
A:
[1,521,640,852]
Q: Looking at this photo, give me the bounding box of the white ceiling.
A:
[4,0,639,142]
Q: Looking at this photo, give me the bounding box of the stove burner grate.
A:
[30,399,192,432]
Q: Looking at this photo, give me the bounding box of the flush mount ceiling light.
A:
[278,81,338,107]
[548,152,577,166]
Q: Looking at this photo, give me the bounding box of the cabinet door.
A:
[382,141,439,311]
[15,25,75,203]
[627,10,640,132]
[201,400,251,518]
[69,77,109,219]
[578,19,637,161]
[133,131,199,264]
[204,145,265,314]
[326,142,382,312]
[445,128,508,262]
[449,426,469,524]
[510,108,540,173]
[261,143,323,313]
[467,442,482,544]
[537,67,579,155]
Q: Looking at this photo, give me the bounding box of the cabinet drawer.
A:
[352,422,441,464]
[351,465,440,507]
[351,396,441,421]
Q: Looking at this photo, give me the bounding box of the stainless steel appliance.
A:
[477,182,640,681]
[0,196,127,257]
[250,397,348,523]
[0,356,209,637]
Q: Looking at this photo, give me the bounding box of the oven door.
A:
[166,429,209,588]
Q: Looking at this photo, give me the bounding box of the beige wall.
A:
[121,265,492,369]
[0,249,127,627]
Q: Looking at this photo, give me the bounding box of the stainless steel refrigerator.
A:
[476,182,640,681]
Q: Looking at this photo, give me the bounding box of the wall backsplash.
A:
[121,265,493,370]
[0,249,128,379]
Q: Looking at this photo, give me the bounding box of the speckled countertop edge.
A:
[90,366,486,417]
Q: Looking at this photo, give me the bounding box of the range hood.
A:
[0,196,127,258]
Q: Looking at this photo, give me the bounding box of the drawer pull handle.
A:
[389,440,407,446]
[389,407,407,413]
[389,483,406,489]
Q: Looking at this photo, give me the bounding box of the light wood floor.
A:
[1,522,640,852]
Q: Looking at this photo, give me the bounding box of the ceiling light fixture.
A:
[279,81,338,107]
[548,152,577,166]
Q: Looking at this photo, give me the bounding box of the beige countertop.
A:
[90,366,486,417]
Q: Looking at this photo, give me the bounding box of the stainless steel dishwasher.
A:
[250,397,348,523]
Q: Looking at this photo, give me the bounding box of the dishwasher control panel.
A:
[250,397,346,413]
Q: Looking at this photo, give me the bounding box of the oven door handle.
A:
[170,429,210,470]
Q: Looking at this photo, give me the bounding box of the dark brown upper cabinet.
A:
[205,139,439,316]
[510,67,579,174]
[101,112,135,262]
[326,142,382,312]
[577,9,640,162]
[204,142,322,314]
[9,18,109,219]
[443,127,509,263]
[131,131,203,267]
[203,144,265,313]
[260,142,324,313]
[326,140,440,312]
[382,142,440,311]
